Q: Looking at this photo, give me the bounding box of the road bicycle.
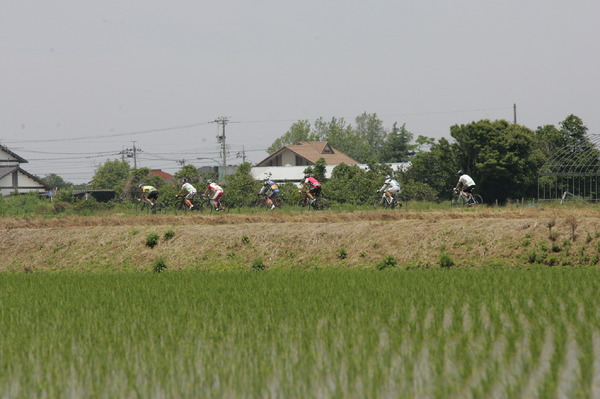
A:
[296,192,330,211]
[254,193,284,209]
[175,194,202,213]
[197,194,231,213]
[373,191,403,209]
[450,188,483,207]
[137,198,167,214]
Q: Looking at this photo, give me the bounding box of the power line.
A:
[3,121,213,143]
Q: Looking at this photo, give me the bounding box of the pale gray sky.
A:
[1,0,599,183]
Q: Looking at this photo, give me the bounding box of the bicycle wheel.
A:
[254,198,267,209]
[175,199,188,213]
[154,201,167,214]
[451,195,467,207]
[220,199,231,213]
[138,201,149,213]
[373,199,382,209]
[471,194,483,206]
[314,197,330,211]
[296,199,308,211]
[211,199,230,214]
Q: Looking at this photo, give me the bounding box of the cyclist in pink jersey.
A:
[300,174,322,202]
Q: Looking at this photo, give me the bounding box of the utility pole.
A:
[236,146,247,163]
[119,141,142,169]
[213,117,229,179]
[513,103,517,124]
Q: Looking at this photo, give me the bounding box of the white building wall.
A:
[0,153,20,166]
[0,171,47,196]
[281,151,296,166]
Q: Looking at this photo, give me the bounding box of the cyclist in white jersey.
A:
[176,178,197,210]
[378,176,401,204]
[456,170,476,203]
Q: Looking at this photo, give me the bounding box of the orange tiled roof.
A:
[150,169,174,181]
[256,141,358,166]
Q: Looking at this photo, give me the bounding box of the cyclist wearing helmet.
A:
[455,170,476,203]
[258,178,280,209]
[176,178,197,210]
[139,183,159,213]
[204,179,225,211]
[300,173,321,202]
[378,175,401,204]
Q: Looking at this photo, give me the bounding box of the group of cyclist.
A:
[139,170,477,212]
[139,178,224,214]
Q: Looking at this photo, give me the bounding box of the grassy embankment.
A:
[1,204,599,272]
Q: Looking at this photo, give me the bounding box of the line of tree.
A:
[43,113,598,206]
[266,113,599,204]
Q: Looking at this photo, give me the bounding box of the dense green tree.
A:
[381,123,417,162]
[404,137,457,200]
[266,120,314,154]
[223,162,262,208]
[325,164,381,205]
[534,115,600,198]
[42,173,73,189]
[90,159,131,191]
[535,114,599,166]
[174,164,200,183]
[121,167,165,202]
[352,112,387,162]
[312,158,327,183]
[450,119,538,202]
[267,113,409,164]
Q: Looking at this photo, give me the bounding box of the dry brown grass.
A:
[2,207,600,271]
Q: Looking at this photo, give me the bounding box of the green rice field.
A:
[1,268,599,398]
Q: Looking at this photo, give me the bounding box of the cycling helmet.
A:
[385,175,391,180]
[138,184,143,188]
[206,179,213,184]
[182,178,189,183]
[457,170,464,176]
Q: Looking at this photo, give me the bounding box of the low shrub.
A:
[152,257,167,273]
[337,248,348,259]
[377,255,397,270]
[251,257,266,271]
[146,233,160,248]
[439,252,454,268]
[163,230,175,241]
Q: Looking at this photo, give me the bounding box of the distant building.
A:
[251,162,411,185]
[149,169,174,182]
[72,189,116,202]
[0,145,51,196]
[255,141,359,167]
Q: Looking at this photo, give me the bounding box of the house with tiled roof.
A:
[0,145,50,196]
[149,169,174,182]
[255,141,358,167]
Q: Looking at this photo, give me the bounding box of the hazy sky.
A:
[1,1,599,183]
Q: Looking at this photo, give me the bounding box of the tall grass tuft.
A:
[152,257,167,273]
[439,252,454,268]
[163,230,175,241]
[377,255,397,270]
[251,257,266,271]
[146,233,160,248]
